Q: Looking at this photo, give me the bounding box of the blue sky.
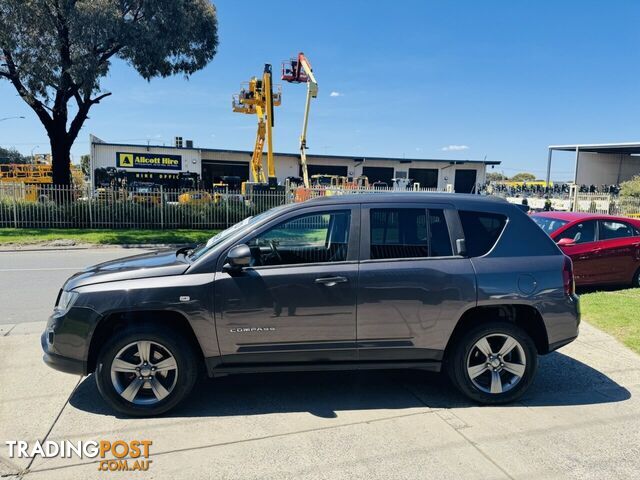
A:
[2,0,640,180]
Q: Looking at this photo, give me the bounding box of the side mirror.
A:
[455,238,467,256]
[223,244,252,272]
[557,238,576,247]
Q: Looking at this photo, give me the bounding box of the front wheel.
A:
[446,322,538,404]
[95,324,199,416]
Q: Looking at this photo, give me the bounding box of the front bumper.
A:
[41,332,87,375]
[41,306,102,376]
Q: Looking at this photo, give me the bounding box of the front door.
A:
[214,206,360,364]
[555,220,599,285]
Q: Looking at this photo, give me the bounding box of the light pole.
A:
[0,115,25,122]
[31,145,40,163]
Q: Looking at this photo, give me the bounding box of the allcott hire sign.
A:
[116,152,183,171]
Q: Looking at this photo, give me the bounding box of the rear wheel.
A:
[632,268,640,288]
[447,322,537,404]
[95,324,199,416]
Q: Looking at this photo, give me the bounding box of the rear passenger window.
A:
[370,208,452,259]
[459,211,507,257]
[598,221,638,240]
[429,209,453,257]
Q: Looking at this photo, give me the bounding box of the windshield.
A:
[188,205,289,261]
[532,216,569,235]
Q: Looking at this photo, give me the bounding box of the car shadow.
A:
[69,351,631,419]
[577,284,637,294]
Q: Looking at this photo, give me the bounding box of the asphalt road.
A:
[0,248,149,325]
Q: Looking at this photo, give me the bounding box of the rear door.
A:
[596,219,640,284]
[356,203,476,361]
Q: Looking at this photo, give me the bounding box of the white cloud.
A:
[329,91,343,97]
[441,145,469,151]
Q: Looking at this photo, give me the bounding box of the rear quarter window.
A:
[459,211,507,257]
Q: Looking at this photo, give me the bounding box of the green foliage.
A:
[80,154,90,176]
[0,146,29,164]
[620,175,640,198]
[0,228,216,245]
[510,172,537,182]
[0,0,219,183]
[486,172,507,182]
[0,196,287,230]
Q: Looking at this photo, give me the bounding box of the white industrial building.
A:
[90,135,500,192]
[546,142,640,186]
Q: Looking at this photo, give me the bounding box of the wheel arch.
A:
[444,303,549,361]
[87,309,205,373]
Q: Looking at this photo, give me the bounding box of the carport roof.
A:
[548,142,640,155]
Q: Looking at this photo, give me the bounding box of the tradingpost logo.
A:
[5,439,153,472]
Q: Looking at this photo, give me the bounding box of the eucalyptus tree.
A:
[0,0,218,184]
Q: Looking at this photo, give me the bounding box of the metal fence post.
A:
[160,185,164,229]
[12,183,18,229]
[225,186,229,228]
[87,185,93,228]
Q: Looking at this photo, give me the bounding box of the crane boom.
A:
[232,64,281,186]
[282,52,318,188]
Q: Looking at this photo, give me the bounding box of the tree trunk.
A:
[48,129,72,186]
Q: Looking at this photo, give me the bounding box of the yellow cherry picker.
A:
[232,64,282,201]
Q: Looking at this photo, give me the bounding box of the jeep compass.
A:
[42,193,580,416]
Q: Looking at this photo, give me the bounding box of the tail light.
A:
[562,256,575,296]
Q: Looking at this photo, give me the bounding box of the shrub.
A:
[620,176,640,198]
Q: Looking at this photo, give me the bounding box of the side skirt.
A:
[204,358,442,377]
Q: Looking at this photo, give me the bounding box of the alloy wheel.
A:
[110,340,178,405]
[466,333,526,394]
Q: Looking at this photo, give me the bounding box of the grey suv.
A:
[42,193,579,416]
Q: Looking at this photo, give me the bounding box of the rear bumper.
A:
[548,335,578,352]
[544,293,580,353]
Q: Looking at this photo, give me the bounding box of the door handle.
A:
[314,276,348,287]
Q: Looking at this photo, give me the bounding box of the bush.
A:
[620,176,640,198]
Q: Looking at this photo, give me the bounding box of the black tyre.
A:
[95,324,199,416]
[446,321,538,404]
[632,268,640,288]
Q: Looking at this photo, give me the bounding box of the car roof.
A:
[304,192,508,206]
[532,211,640,224]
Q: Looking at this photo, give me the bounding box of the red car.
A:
[532,212,640,287]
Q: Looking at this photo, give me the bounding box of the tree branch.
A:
[66,92,112,145]
[90,92,112,104]
[1,49,53,129]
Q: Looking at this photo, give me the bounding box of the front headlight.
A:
[55,290,79,314]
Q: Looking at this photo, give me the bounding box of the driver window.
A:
[247,210,351,267]
[556,221,596,244]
